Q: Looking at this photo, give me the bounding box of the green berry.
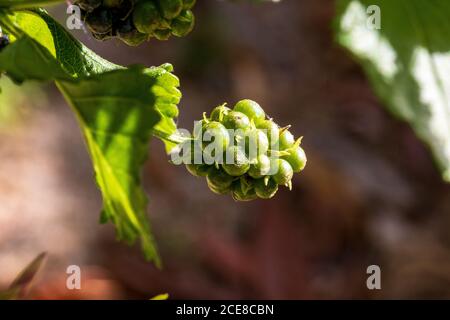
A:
[255,178,278,199]
[232,181,257,201]
[243,129,269,159]
[234,99,265,123]
[210,104,231,122]
[183,0,196,10]
[271,158,294,186]
[207,167,234,190]
[172,10,195,37]
[282,146,307,173]
[157,0,183,20]
[202,121,230,152]
[279,129,295,150]
[248,154,271,179]
[133,1,166,34]
[256,119,279,147]
[222,111,250,130]
[186,163,211,177]
[222,146,250,176]
[117,18,148,46]
[154,29,172,40]
[207,180,231,195]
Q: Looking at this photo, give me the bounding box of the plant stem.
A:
[151,129,190,146]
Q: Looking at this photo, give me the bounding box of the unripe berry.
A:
[282,146,307,173]
[279,129,295,150]
[133,1,166,34]
[234,99,265,123]
[243,128,269,160]
[271,158,294,186]
[223,146,251,176]
[117,18,148,46]
[248,154,271,179]
[255,178,278,199]
[186,163,211,177]
[222,111,250,130]
[207,167,234,190]
[202,121,230,152]
[207,180,231,195]
[232,181,257,201]
[210,104,231,122]
[154,29,172,41]
[157,0,184,20]
[172,10,195,37]
[256,119,279,147]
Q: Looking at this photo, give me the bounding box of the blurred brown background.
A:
[1,0,450,299]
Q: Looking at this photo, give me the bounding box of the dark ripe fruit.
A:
[234,99,265,123]
[232,181,257,201]
[183,0,196,10]
[75,0,101,12]
[255,178,278,199]
[86,8,113,34]
[154,29,172,40]
[171,10,195,37]
[282,146,307,173]
[103,0,123,8]
[210,105,231,122]
[186,163,211,177]
[133,1,166,34]
[202,121,230,152]
[271,158,294,186]
[256,119,279,147]
[117,18,148,46]
[248,154,271,179]
[222,146,250,176]
[111,0,133,21]
[157,0,184,20]
[279,129,295,150]
[243,128,269,159]
[207,167,234,190]
[222,111,250,130]
[0,34,10,51]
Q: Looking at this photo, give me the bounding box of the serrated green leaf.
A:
[0,10,182,265]
[58,67,165,266]
[336,0,450,182]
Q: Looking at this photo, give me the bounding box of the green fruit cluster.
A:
[75,0,196,46]
[182,99,307,201]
